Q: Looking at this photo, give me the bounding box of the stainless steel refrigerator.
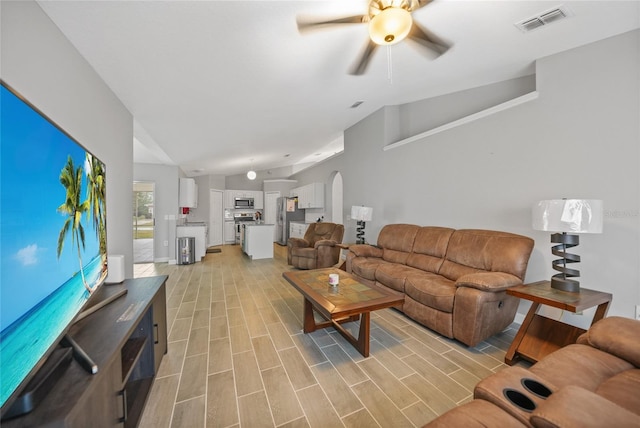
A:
[276,197,305,245]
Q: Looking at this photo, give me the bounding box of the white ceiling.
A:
[37,1,640,177]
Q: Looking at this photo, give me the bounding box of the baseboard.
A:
[168,259,177,265]
[153,257,169,263]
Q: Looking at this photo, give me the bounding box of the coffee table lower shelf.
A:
[303,299,371,356]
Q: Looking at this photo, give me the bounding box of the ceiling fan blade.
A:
[349,40,378,75]
[297,15,368,32]
[407,22,451,56]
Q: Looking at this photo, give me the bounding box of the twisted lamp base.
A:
[356,221,366,244]
[550,232,581,292]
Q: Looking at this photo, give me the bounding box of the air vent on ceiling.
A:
[515,6,570,33]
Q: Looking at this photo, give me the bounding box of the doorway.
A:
[209,189,224,247]
[133,181,155,263]
[331,172,344,224]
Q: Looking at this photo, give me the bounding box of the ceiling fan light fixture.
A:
[368,7,413,46]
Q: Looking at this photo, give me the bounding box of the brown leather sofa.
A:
[425,316,640,427]
[345,224,534,346]
[288,222,344,270]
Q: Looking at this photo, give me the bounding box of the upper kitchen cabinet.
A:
[253,191,264,210]
[224,190,235,209]
[179,178,198,208]
[292,183,324,209]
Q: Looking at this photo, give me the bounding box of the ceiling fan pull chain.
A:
[387,45,393,84]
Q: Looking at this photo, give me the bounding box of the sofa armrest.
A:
[314,239,337,249]
[577,316,640,367]
[349,244,383,258]
[288,237,310,248]
[531,385,640,428]
[456,272,522,292]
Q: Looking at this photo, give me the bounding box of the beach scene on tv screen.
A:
[0,84,108,408]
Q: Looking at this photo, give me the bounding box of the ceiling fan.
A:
[297,0,451,75]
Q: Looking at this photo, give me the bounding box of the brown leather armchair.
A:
[287,222,345,270]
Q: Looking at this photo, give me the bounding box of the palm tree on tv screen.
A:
[57,155,94,294]
[85,153,107,261]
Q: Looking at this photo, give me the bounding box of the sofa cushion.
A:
[406,226,454,273]
[578,316,640,367]
[530,344,634,391]
[350,257,390,282]
[374,263,424,293]
[405,273,456,313]
[423,398,526,428]
[377,224,419,264]
[530,385,640,428]
[595,369,640,416]
[439,229,534,281]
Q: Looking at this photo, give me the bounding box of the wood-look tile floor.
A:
[135,244,529,428]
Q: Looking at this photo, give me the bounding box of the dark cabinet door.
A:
[152,284,168,374]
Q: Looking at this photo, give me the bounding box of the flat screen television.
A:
[0,81,108,414]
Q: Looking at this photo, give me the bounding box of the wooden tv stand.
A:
[4,276,168,428]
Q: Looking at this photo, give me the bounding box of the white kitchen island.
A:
[242,224,275,260]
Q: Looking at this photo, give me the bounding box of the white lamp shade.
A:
[247,170,256,180]
[368,7,413,46]
[351,206,373,222]
[532,199,603,233]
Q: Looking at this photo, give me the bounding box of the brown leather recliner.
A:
[288,222,344,270]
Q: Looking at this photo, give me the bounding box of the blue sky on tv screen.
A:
[1,85,101,330]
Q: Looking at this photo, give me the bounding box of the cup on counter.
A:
[329,273,339,287]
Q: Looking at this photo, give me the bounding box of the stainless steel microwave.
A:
[234,197,254,209]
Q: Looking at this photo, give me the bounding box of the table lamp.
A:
[351,206,373,244]
[532,199,603,292]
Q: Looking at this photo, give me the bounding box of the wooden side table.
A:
[505,280,612,365]
[335,243,352,271]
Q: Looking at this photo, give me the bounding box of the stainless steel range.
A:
[233,212,256,244]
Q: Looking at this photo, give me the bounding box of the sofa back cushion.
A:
[580,316,640,368]
[438,229,534,281]
[377,224,420,264]
[406,227,455,273]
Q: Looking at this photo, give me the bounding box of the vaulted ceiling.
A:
[37,1,640,177]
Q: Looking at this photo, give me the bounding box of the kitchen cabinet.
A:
[224,221,235,244]
[179,178,198,208]
[243,224,275,259]
[291,183,324,209]
[289,221,310,240]
[224,190,235,209]
[253,191,264,209]
[176,225,207,261]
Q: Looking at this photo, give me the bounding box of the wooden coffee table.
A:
[282,268,404,357]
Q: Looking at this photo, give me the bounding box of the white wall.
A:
[2,1,135,277]
[291,30,640,322]
[133,163,180,262]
